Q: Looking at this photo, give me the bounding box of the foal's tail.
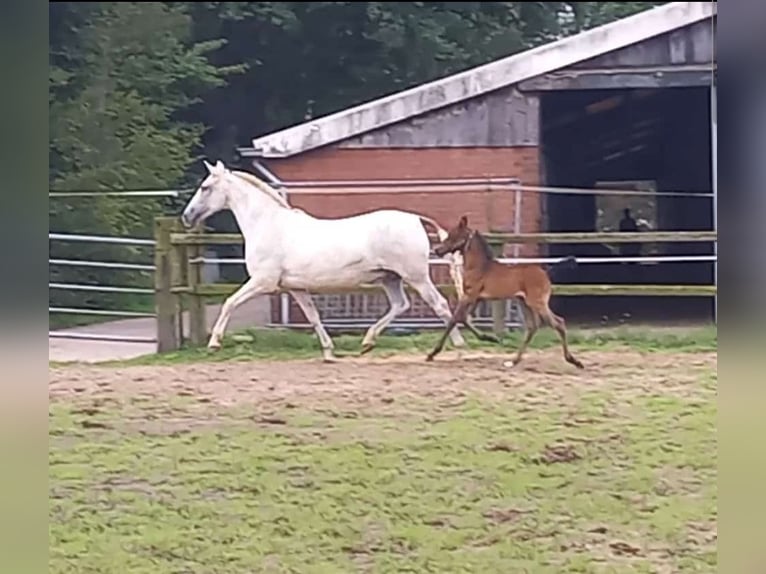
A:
[418,215,449,242]
[546,255,578,282]
[418,215,465,298]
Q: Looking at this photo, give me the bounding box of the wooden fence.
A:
[153,216,717,352]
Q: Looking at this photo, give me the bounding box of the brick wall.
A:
[262,146,542,324]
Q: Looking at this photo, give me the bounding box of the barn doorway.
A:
[539,86,715,325]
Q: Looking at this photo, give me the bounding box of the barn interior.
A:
[540,86,715,325]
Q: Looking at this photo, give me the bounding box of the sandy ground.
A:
[49,348,717,417]
[49,296,271,363]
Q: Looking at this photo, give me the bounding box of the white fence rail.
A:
[48,226,159,343]
[191,254,717,267]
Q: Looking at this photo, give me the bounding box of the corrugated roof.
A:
[244,2,716,159]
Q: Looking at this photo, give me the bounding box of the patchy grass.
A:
[49,351,716,573]
[110,324,716,367]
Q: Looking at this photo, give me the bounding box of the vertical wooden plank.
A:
[168,218,186,346]
[154,217,178,353]
[490,242,506,336]
[186,234,207,347]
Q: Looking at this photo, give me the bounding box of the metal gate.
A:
[48,188,186,346]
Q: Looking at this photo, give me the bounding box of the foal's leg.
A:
[462,300,501,344]
[542,306,584,369]
[504,300,540,368]
[208,276,276,349]
[289,290,337,363]
[426,297,472,361]
[410,278,466,348]
[360,274,410,355]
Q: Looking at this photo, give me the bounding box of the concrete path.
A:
[49,296,271,363]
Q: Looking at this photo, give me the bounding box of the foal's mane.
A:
[232,170,291,208]
[471,230,497,263]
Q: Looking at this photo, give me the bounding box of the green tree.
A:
[564,2,668,34]
[49,2,241,323]
[189,2,667,151]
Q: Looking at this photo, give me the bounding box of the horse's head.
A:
[432,215,473,257]
[181,160,232,228]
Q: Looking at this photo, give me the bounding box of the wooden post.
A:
[168,218,186,346]
[490,241,506,337]
[154,216,178,353]
[186,230,207,347]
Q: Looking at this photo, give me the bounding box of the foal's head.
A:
[181,159,233,228]
[432,215,474,257]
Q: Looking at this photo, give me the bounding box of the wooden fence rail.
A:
[169,230,717,246]
[155,216,717,352]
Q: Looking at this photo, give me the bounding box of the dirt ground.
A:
[49,348,716,414]
[50,348,717,573]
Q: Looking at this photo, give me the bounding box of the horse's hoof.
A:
[502,359,517,368]
[567,356,585,369]
[207,342,222,352]
[359,343,375,356]
[322,352,339,364]
[425,354,435,362]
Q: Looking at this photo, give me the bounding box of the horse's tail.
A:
[418,215,449,242]
[418,215,465,298]
[546,255,578,282]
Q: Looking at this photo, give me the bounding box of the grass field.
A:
[113,323,718,366]
[49,327,717,573]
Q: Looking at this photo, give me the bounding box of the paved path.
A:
[49,296,271,363]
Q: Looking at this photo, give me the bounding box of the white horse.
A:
[180,159,466,361]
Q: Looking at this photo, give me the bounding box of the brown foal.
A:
[426,215,584,369]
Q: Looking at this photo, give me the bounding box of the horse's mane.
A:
[232,170,291,208]
[472,231,497,262]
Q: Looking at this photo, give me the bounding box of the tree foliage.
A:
[49,2,239,321]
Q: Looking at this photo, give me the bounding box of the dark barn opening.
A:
[539,86,714,325]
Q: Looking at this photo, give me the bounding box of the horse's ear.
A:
[459,215,468,228]
[203,159,214,174]
[214,160,225,171]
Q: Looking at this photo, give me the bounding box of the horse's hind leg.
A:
[447,251,465,299]
[504,300,540,368]
[542,306,584,369]
[409,278,466,348]
[360,274,410,355]
[289,290,337,363]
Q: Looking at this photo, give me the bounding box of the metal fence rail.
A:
[49,307,156,318]
[49,232,156,246]
[49,191,165,346]
[48,332,157,344]
[49,258,156,271]
[191,254,717,266]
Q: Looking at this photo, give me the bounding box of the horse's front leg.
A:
[426,297,472,362]
[461,300,501,344]
[289,289,337,363]
[208,276,276,349]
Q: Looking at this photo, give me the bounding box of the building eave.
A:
[248,2,716,159]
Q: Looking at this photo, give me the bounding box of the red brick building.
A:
[237,2,716,326]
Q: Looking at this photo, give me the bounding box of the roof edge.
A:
[249,2,716,159]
